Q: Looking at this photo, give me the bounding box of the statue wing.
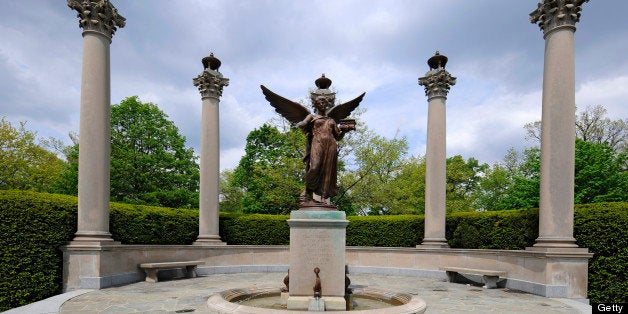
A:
[260,85,311,124]
[326,92,366,121]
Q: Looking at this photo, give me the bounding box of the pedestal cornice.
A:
[418,68,456,100]
[193,69,229,100]
[530,0,589,36]
[68,0,126,40]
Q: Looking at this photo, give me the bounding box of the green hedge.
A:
[446,209,539,250]
[110,203,198,245]
[347,215,423,247]
[0,191,78,311]
[574,202,628,303]
[0,190,626,310]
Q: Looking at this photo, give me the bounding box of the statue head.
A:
[313,95,334,113]
[310,74,336,113]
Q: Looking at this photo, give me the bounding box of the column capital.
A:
[193,53,229,100]
[193,70,229,100]
[68,0,126,39]
[530,0,589,35]
[418,68,456,100]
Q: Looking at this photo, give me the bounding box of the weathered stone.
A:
[417,51,455,248]
[194,53,228,245]
[67,0,124,246]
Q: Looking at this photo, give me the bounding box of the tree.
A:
[574,139,627,203]
[336,128,409,215]
[475,138,627,211]
[56,96,200,208]
[383,157,426,215]
[525,105,627,152]
[0,117,64,192]
[445,156,488,213]
[474,147,541,211]
[227,124,305,214]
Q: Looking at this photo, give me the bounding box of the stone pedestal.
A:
[286,210,348,311]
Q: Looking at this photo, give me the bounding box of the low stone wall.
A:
[62,245,591,301]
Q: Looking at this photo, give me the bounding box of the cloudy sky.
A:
[2,1,627,170]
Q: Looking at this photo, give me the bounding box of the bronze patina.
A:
[261,74,365,209]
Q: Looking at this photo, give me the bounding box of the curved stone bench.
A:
[139,261,205,283]
[440,267,506,289]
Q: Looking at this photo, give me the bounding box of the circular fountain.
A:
[206,286,426,313]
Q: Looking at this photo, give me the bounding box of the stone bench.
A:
[139,261,205,283]
[441,267,507,289]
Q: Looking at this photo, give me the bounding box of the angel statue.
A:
[261,74,365,209]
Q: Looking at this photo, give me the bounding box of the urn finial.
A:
[427,51,448,70]
[315,73,332,89]
[202,52,222,70]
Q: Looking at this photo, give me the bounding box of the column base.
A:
[531,237,579,249]
[417,238,450,248]
[69,231,119,247]
[194,235,226,245]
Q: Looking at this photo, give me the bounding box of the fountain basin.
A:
[207,286,426,313]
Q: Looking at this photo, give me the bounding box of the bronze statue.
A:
[261,74,365,208]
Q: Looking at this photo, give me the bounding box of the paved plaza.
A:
[9,272,590,313]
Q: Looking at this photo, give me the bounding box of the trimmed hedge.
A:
[221,213,289,245]
[110,203,198,245]
[0,191,77,311]
[347,215,423,247]
[574,202,628,303]
[0,190,626,310]
[446,209,539,250]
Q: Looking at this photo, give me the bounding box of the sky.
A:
[1,1,627,170]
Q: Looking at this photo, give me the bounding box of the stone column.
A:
[529,0,588,249]
[193,53,229,245]
[68,0,125,245]
[417,52,456,248]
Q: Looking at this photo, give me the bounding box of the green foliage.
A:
[524,105,627,153]
[55,96,200,208]
[337,129,409,215]
[445,156,488,213]
[1,190,626,308]
[228,124,305,214]
[220,213,290,245]
[110,96,200,208]
[446,209,539,250]
[0,190,200,311]
[0,190,77,311]
[110,203,198,245]
[346,215,423,247]
[574,139,627,203]
[50,141,78,195]
[574,202,628,303]
[384,157,426,215]
[0,118,65,192]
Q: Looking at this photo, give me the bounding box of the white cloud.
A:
[1,0,627,171]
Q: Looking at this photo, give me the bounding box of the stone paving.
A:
[58,273,589,313]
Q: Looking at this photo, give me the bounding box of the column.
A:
[68,0,125,245]
[193,53,229,245]
[417,52,456,248]
[529,0,588,249]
